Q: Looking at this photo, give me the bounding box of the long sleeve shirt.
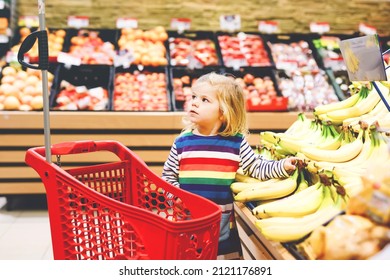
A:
[161,130,289,241]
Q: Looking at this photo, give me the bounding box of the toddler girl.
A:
[162,72,298,246]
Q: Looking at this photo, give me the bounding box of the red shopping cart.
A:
[25,140,221,260]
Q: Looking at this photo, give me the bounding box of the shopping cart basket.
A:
[25,140,222,260]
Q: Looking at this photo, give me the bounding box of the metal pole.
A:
[38,0,51,162]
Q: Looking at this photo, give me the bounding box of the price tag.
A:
[5,51,20,63]
[0,34,8,43]
[276,60,299,71]
[170,18,191,33]
[310,22,330,34]
[359,23,377,35]
[67,16,89,29]
[220,14,241,33]
[225,53,247,70]
[114,50,134,68]
[57,51,81,66]
[116,18,138,29]
[89,87,105,100]
[18,16,39,28]
[258,20,279,34]
[0,1,5,9]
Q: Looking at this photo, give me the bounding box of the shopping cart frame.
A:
[25,140,222,260]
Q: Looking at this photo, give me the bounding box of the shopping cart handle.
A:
[51,141,98,155]
[17,30,49,70]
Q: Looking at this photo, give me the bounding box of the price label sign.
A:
[170,18,191,33]
[18,16,39,28]
[116,18,138,29]
[258,20,279,34]
[0,34,8,44]
[67,16,89,29]
[5,50,19,63]
[0,1,5,9]
[220,14,241,33]
[310,22,330,34]
[57,51,82,66]
[359,23,377,35]
[114,50,134,68]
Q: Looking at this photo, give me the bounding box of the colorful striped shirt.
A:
[162,130,289,241]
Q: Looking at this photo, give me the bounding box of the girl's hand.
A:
[283,157,302,173]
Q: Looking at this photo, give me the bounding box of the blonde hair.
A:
[183,72,248,136]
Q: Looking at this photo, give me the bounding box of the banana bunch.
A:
[316,82,389,127]
[247,76,390,245]
[304,123,390,198]
[232,168,300,202]
[252,181,324,219]
[254,185,344,243]
[260,116,342,157]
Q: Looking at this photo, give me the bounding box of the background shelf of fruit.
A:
[231,75,390,259]
[0,24,372,112]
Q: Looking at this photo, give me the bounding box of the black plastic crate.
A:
[311,33,355,72]
[167,30,222,68]
[216,31,274,69]
[169,66,225,111]
[50,63,114,111]
[117,27,169,67]
[263,33,325,71]
[62,28,119,65]
[273,68,340,112]
[224,67,288,112]
[113,65,171,111]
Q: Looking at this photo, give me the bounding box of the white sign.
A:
[258,20,279,34]
[170,18,191,33]
[67,16,89,29]
[310,22,330,34]
[359,23,377,35]
[57,51,82,66]
[0,34,8,43]
[114,50,134,68]
[339,34,386,81]
[116,18,138,29]
[220,14,241,33]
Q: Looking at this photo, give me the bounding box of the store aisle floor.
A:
[0,197,53,260]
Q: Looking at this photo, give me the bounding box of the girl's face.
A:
[187,85,223,135]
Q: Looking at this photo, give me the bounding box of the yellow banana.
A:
[235,172,263,183]
[313,92,360,116]
[301,129,364,163]
[230,178,280,194]
[314,128,373,170]
[295,170,309,192]
[325,84,386,125]
[233,169,299,202]
[252,182,323,219]
[285,113,307,135]
[260,131,279,145]
[254,186,342,243]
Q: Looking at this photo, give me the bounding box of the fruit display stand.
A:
[234,201,296,260]
[0,110,302,197]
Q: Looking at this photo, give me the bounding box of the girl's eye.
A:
[202,98,209,102]
[191,94,196,100]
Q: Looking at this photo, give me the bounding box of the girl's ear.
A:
[219,109,225,121]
